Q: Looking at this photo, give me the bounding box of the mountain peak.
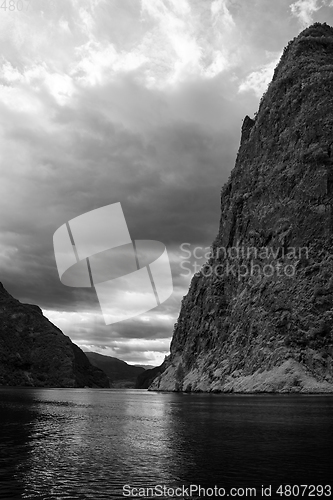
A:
[299,21,333,38]
[270,22,333,85]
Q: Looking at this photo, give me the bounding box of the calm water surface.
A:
[0,388,332,499]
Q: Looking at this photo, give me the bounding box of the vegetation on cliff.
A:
[149,23,333,393]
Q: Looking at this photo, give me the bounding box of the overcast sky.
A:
[1,0,333,365]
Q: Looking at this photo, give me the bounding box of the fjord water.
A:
[0,389,332,500]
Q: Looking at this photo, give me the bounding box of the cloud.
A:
[82,338,171,365]
[290,0,321,27]
[44,308,173,365]
[3,0,333,363]
[0,61,248,362]
[238,53,281,98]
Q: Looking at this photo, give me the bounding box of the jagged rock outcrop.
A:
[0,282,109,387]
[150,23,333,393]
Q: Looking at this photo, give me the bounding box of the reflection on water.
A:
[0,388,333,499]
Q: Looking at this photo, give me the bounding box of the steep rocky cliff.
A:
[0,282,109,388]
[150,23,333,393]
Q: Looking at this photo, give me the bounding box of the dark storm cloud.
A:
[0,70,249,314]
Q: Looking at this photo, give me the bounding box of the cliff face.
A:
[0,283,109,388]
[150,23,333,393]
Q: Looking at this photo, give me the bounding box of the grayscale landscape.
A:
[1,2,333,499]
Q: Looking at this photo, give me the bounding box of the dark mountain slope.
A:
[0,283,109,388]
[85,352,144,385]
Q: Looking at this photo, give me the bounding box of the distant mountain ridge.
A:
[0,282,109,388]
[149,23,333,393]
[134,364,156,370]
[135,361,167,389]
[85,351,145,387]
